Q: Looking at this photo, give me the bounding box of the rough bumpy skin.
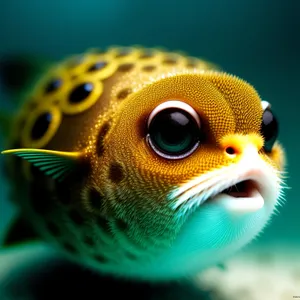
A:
[3,46,286,281]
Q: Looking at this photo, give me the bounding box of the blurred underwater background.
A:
[0,0,299,299]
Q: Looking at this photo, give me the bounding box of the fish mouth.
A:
[204,177,266,213]
[170,160,278,215]
[170,145,281,215]
[220,179,258,198]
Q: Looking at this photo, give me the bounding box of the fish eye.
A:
[260,103,279,153]
[146,101,201,159]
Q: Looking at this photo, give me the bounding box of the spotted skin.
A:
[2,46,286,281]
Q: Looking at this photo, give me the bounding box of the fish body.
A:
[1,46,286,281]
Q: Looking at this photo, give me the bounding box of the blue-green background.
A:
[0,0,299,246]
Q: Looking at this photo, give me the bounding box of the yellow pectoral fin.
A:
[1,148,82,182]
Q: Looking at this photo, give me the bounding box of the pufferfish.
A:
[0,46,286,281]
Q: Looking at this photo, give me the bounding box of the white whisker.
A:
[170,167,226,199]
[169,151,285,216]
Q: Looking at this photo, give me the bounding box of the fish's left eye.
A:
[260,107,279,153]
[146,101,201,159]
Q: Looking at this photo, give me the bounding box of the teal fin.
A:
[3,214,39,247]
[1,148,82,182]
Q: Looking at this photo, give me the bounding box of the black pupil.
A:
[88,61,107,72]
[69,82,93,104]
[31,112,52,140]
[148,108,199,156]
[45,79,62,93]
[260,108,278,152]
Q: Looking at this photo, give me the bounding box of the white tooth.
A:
[213,188,264,214]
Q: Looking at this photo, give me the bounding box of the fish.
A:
[0,46,286,281]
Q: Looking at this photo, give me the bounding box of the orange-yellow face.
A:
[88,71,285,279]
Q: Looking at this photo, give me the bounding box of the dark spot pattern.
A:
[162,58,177,65]
[115,219,128,231]
[27,101,38,110]
[96,122,110,156]
[45,79,62,93]
[116,88,132,100]
[69,82,93,104]
[52,99,60,105]
[69,209,85,226]
[96,216,111,234]
[47,221,60,236]
[142,65,156,72]
[108,162,124,183]
[88,188,105,211]
[84,236,95,247]
[118,63,134,72]
[88,61,107,72]
[31,112,52,140]
[63,242,77,254]
[94,254,107,263]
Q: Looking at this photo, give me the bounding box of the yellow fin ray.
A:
[1,148,82,182]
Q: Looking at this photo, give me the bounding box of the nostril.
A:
[225,146,236,155]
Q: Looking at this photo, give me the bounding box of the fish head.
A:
[86,71,285,279]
